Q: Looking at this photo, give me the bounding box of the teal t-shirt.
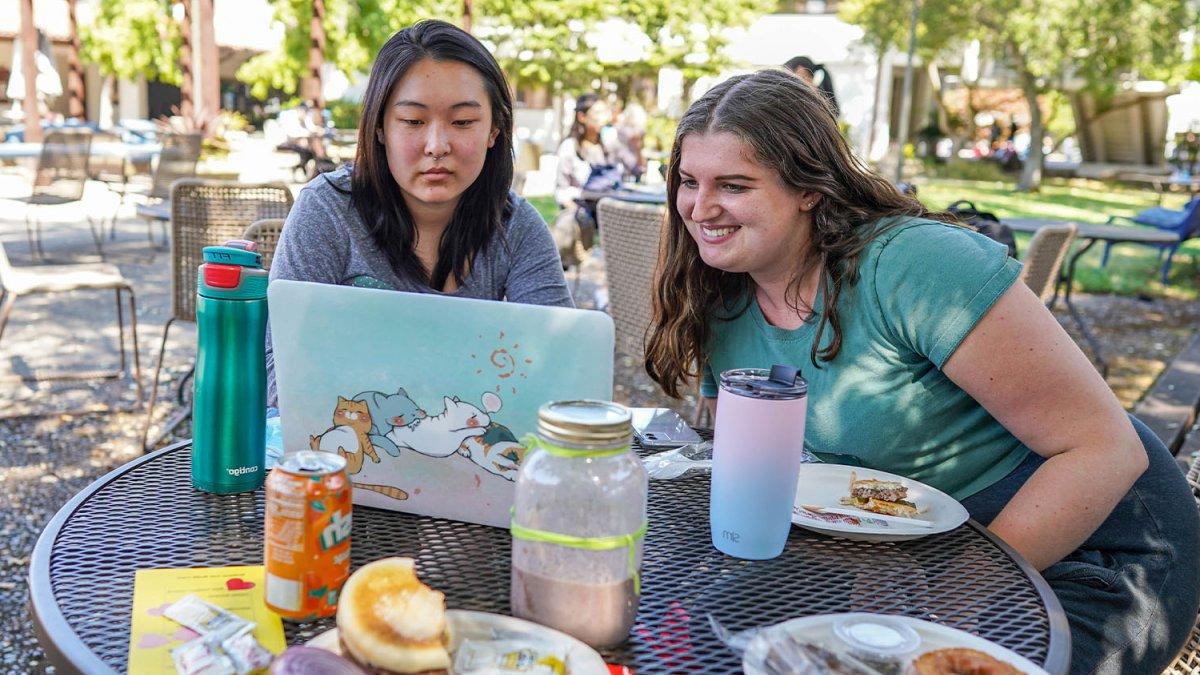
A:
[700,217,1030,500]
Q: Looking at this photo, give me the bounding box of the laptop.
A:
[269,280,614,527]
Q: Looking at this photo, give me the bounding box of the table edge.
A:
[28,440,192,675]
[967,519,1072,674]
[1001,217,1181,244]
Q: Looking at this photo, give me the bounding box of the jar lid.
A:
[831,615,921,659]
[719,365,808,400]
[537,400,632,447]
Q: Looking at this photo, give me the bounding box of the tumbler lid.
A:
[719,365,807,400]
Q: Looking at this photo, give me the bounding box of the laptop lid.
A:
[269,280,614,527]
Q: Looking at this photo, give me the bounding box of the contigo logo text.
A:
[227,465,259,477]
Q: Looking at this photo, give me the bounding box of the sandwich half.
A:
[841,471,919,518]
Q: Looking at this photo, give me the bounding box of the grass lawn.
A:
[915,175,1199,300]
[526,175,1199,300]
[528,195,558,225]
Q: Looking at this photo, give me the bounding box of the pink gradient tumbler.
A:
[710,365,809,559]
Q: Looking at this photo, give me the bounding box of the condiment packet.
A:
[453,639,568,675]
[219,624,274,675]
[165,595,253,637]
[171,637,237,675]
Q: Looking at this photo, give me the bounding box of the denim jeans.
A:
[963,415,1200,674]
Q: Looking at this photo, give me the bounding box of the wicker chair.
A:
[131,132,203,247]
[597,198,664,361]
[596,198,707,423]
[1164,453,1200,674]
[242,218,286,270]
[1017,223,1076,303]
[21,128,101,259]
[0,240,142,404]
[141,180,294,451]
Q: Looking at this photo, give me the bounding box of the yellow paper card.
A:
[128,565,286,673]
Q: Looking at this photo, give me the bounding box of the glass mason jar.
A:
[510,400,649,648]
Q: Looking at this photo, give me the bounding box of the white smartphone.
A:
[630,407,703,448]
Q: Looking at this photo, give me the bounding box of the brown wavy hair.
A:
[644,69,949,398]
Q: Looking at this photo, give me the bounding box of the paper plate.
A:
[307,609,609,675]
[792,463,968,541]
[743,612,1048,675]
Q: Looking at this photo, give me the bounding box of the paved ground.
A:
[0,141,1196,671]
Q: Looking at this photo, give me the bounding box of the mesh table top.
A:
[30,440,1070,674]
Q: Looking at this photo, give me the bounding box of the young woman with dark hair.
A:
[644,69,1199,674]
[266,19,572,404]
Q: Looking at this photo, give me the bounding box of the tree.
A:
[80,0,183,88]
[236,0,460,101]
[240,0,776,110]
[19,0,39,142]
[841,0,1200,190]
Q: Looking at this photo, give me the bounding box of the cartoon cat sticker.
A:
[310,390,525,504]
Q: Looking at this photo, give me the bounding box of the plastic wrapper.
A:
[641,441,713,480]
[220,624,274,674]
[171,637,237,675]
[165,595,251,637]
[709,615,897,675]
[453,638,568,674]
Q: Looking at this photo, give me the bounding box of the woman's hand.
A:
[942,282,1147,570]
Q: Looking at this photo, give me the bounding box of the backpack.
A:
[946,200,1019,258]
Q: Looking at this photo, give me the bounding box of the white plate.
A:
[307,609,609,675]
[743,612,1048,675]
[792,464,968,541]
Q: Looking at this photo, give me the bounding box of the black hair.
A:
[569,92,601,143]
[783,55,839,117]
[348,19,514,291]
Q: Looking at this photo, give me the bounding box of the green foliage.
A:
[240,0,776,106]
[237,0,461,100]
[80,0,182,84]
[327,99,363,129]
[644,114,678,153]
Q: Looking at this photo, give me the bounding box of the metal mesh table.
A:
[30,440,1070,674]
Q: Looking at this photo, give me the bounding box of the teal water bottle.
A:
[192,240,269,493]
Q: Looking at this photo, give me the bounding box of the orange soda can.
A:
[264,450,352,620]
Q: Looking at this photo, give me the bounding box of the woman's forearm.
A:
[987,441,1146,570]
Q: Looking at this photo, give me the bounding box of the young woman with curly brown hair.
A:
[644,68,1199,675]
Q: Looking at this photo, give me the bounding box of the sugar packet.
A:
[165,595,252,637]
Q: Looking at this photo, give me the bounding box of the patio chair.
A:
[141,180,293,451]
[597,198,708,425]
[1163,451,1200,674]
[241,218,286,270]
[0,240,142,405]
[1101,198,1200,284]
[131,132,203,247]
[21,128,105,260]
[86,129,130,239]
[1017,223,1076,303]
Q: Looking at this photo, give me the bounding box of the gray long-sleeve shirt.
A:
[266,165,573,405]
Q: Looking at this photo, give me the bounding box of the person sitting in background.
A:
[551,93,618,264]
[784,55,839,117]
[644,68,1199,675]
[613,102,648,182]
